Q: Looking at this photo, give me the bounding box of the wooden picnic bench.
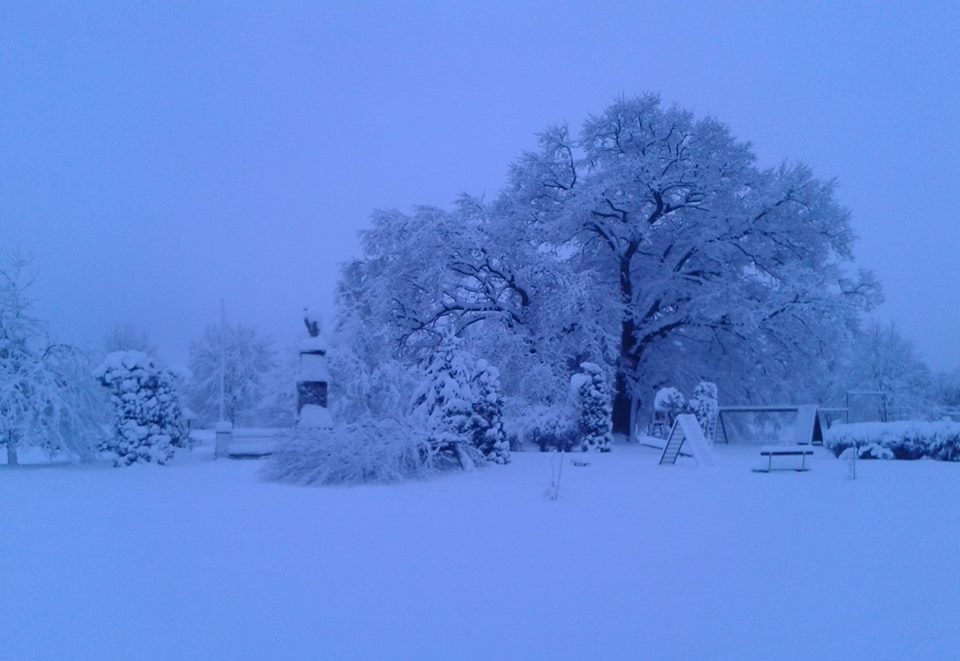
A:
[753,445,814,473]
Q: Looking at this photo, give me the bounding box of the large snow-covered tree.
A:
[499,94,878,433]
[187,321,277,425]
[0,254,103,464]
[336,197,603,412]
[336,93,878,436]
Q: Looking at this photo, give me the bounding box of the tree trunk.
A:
[6,440,19,466]
[628,394,639,442]
[612,317,639,437]
[612,369,632,436]
[613,248,639,438]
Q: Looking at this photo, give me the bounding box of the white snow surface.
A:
[674,413,714,466]
[298,351,330,381]
[95,349,154,372]
[568,372,590,396]
[297,403,333,429]
[298,335,327,354]
[2,442,958,660]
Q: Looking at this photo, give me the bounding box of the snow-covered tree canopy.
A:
[337,94,880,434]
[337,197,607,409]
[934,368,960,412]
[102,323,157,356]
[187,321,277,426]
[501,95,879,432]
[0,254,104,464]
[845,321,933,414]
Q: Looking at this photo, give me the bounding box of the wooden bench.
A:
[754,445,814,473]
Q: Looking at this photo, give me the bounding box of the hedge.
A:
[826,421,960,461]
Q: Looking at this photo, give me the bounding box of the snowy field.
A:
[2,443,959,660]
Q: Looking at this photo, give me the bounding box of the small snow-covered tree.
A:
[412,337,478,446]
[256,348,298,428]
[412,336,510,463]
[689,381,719,440]
[846,321,933,415]
[571,362,613,452]
[96,351,188,466]
[471,359,509,463]
[188,321,277,426]
[654,387,687,434]
[0,254,102,464]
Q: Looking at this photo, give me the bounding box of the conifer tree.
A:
[690,381,719,440]
[572,362,612,452]
[471,359,509,463]
[412,337,510,463]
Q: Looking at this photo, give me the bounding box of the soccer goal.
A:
[715,405,823,445]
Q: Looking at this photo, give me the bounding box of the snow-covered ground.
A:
[2,442,958,660]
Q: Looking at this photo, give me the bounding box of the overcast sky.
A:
[2,1,958,370]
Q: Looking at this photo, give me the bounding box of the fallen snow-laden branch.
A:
[826,420,960,461]
[261,419,441,486]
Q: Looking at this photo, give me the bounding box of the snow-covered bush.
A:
[262,420,438,485]
[930,432,960,462]
[826,420,960,461]
[512,402,578,452]
[412,337,510,464]
[570,362,612,452]
[653,387,687,436]
[95,351,189,466]
[509,363,613,453]
[857,443,895,460]
[689,381,719,441]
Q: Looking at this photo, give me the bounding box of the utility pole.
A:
[218,298,226,422]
